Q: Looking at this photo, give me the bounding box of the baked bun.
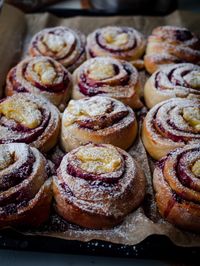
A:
[28,26,86,72]
[61,96,137,152]
[0,93,60,152]
[72,57,143,109]
[142,98,200,160]
[53,143,146,229]
[144,26,200,74]
[144,63,200,108]
[0,143,52,228]
[86,26,146,69]
[6,56,72,111]
[153,144,200,232]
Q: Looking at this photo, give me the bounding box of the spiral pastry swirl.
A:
[142,98,200,160]
[72,57,143,109]
[53,143,145,229]
[0,93,60,152]
[153,144,200,232]
[6,56,72,111]
[86,26,146,68]
[28,26,86,72]
[144,63,200,108]
[144,26,200,74]
[61,96,137,152]
[0,143,52,228]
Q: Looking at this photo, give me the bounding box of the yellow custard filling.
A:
[34,61,56,84]
[76,146,122,174]
[183,107,200,130]
[0,96,42,129]
[104,32,129,46]
[185,72,200,88]
[88,61,115,80]
[0,148,14,170]
[43,33,65,52]
[192,159,200,177]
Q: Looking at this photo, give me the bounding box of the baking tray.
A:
[24,0,178,17]
[0,228,200,262]
[0,4,200,262]
[38,4,177,18]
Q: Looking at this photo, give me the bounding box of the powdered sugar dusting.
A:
[0,142,51,226]
[0,93,60,151]
[151,63,200,100]
[145,25,200,70]
[73,57,140,101]
[86,26,146,62]
[62,96,135,130]
[7,12,200,249]
[55,143,145,220]
[29,127,174,246]
[145,98,200,145]
[29,26,86,72]
[21,57,68,86]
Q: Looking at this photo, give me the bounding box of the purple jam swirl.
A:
[175,29,193,42]
[0,152,35,192]
[33,29,85,63]
[176,147,200,188]
[153,111,186,143]
[67,163,122,183]
[77,110,129,130]
[0,105,50,145]
[153,105,200,144]
[11,63,70,94]
[78,63,130,96]
[66,152,125,184]
[95,29,136,53]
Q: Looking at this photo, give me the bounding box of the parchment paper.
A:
[1,3,200,247]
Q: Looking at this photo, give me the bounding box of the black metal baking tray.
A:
[36,0,177,17]
[0,2,199,262]
[0,228,200,263]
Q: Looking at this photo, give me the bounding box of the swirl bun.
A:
[142,98,200,160]
[0,93,60,152]
[144,26,200,74]
[72,57,143,109]
[153,144,200,232]
[61,96,137,152]
[6,56,72,111]
[144,63,200,108]
[0,143,52,228]
[28,26,86,72]
[53,143,146,229]
[86,26,146,68]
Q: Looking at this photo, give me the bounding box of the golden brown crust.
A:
[53,179,121,229]
[153,144,200,232]
[0,179,52,228]
[28,26,86,72]
[72,57,143,109]
[53,143,146,229]
[144,26,200,74]
[6,56,72,111]
[61,96,138,152]
[0,143,52,228]
[142,98,200,160]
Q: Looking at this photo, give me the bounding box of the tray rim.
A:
[0,3,200,261]
[1,228,200,261]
